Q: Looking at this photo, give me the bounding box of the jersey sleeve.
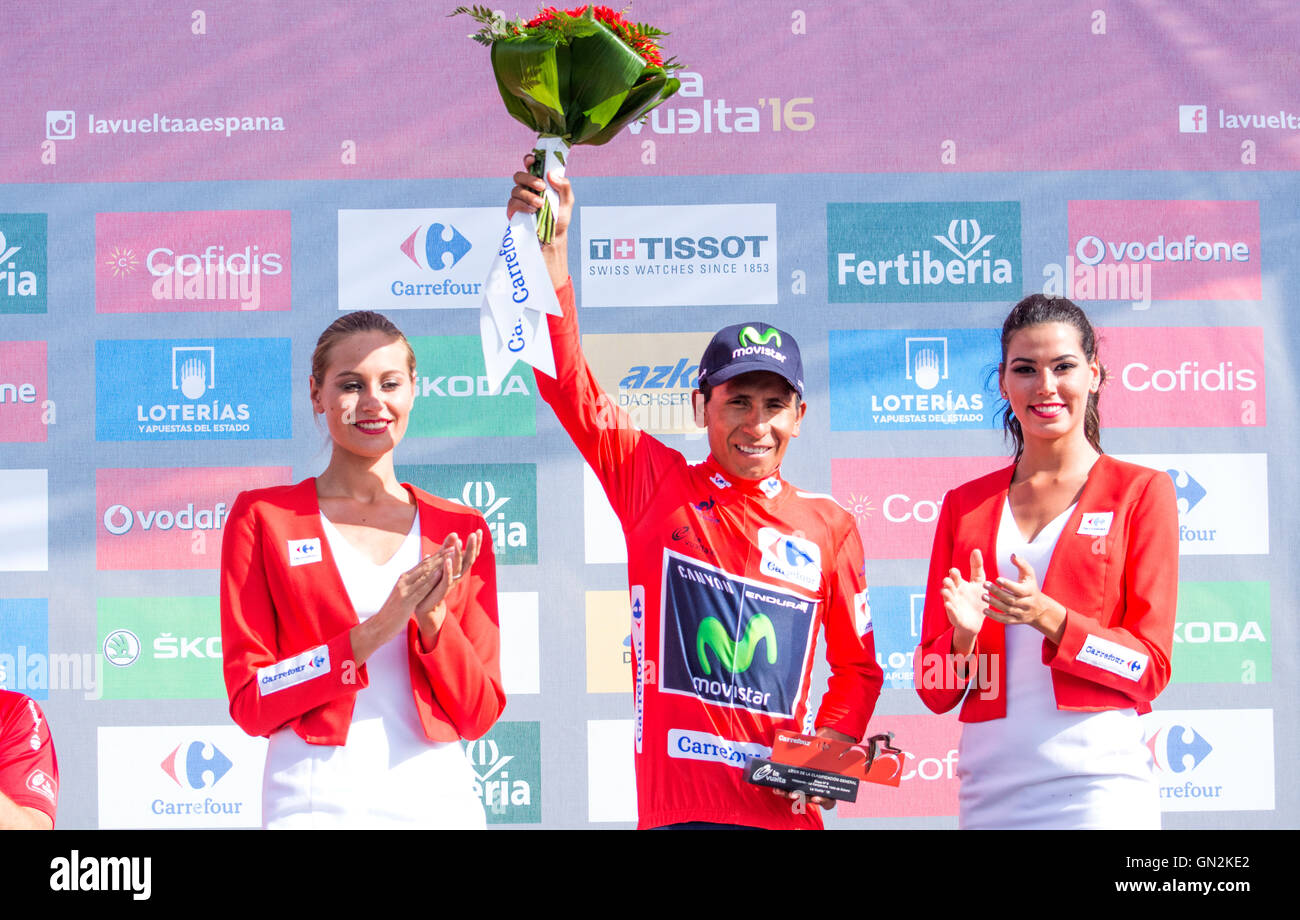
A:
[914,490,977,714]
[0,697,58,825]
[814,523,883,740]
[534,278,682,524]
[220,492,366,738]
[409,515,506,740]
[1043,470,1178,703]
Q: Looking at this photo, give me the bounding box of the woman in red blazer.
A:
[914,294,1178,829]
[220,311,504,828]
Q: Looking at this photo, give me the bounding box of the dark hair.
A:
[999,294,1105,458]
[310,310,415,385]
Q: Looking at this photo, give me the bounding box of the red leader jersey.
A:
[538,280,882,829]
[0,690,59,825]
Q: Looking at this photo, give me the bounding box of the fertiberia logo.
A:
[0,214,47,314]
[829,203,1020,303]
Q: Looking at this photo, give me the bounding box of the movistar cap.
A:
[698,323,804,398]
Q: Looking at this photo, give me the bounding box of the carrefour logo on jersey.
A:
[1115,453,1268,556]
[97,597,224,700]
[1172,582,1270,684]
[0,214,47,314]
[828,328,996,431]
[338,208,501,310]
[581,204,778,307]
[1141,709,1273,812]
[583,330,713,435]
[96,466,288,570]
[1097,326,1263,428]
[466,722,541,824]
[0,340,50,442]
[1066,200,1261,301]
[828,202,1020,303]
[395,463,536,565]
[407,335,535,437]
[95,210,290,313]
[659,551,815,718]
[95,338,290,441]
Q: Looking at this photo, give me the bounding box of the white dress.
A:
[261,511,486,829]
[956,499,1160,830]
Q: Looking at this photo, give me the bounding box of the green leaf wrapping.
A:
[485,15,680,146]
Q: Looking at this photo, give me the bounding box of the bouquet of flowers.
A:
[453,3,682,241]
[456,4,681,394]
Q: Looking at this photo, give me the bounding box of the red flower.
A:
[523,4,665,68]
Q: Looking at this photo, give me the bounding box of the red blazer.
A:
[220,478,504,745]
[914,455,1178,721]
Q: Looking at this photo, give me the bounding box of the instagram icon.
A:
[45,110,75,140]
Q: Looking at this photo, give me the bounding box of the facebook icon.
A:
[1179,105,1208,133]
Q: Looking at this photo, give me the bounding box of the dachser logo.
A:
[95,211,289,313]
[583,330,713,435]
[1064,200,1261,302]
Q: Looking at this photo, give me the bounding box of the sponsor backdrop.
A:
[0,0,1294,829]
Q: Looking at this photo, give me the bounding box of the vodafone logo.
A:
[102,501,229,536]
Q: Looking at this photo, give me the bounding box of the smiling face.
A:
[693,371,806,481]
[999,322,1100,449]
[309,330,416,461]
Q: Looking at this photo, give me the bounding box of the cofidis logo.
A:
[407,336,535,437]
[828,203,1020,303]
[95,338,291,441]
[1099,326,1264,427]
[829,328,996,431]
[0,341,50,442]
[839,714,959,819]
[831,457,1000,560]
[96,466,288,570]
[0,214,46,314]
[95,211,290,313]
[581,204,777,307]
[1066,201,1260,301]
[338,208,501,311]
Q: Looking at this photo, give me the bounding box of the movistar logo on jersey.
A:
[660,550,815,718]
[696,613,777,676]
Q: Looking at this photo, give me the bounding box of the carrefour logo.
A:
[828,202,1020,302]
[401,222,471,271]
[160,740,232,790]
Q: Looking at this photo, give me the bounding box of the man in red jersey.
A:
[509,161,882,829]
[0,689,58,829]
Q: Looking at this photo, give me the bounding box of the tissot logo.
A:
[828,202,1020,303]
[581,204,778,307]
